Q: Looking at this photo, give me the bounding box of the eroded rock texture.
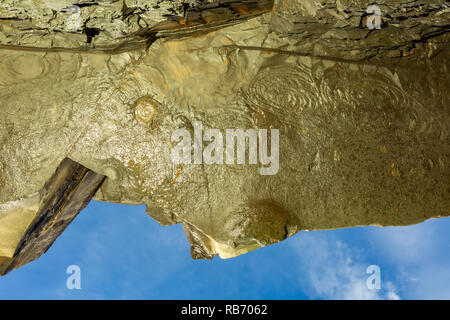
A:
[0,0,449,275]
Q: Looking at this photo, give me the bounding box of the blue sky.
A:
[0,201,449,300]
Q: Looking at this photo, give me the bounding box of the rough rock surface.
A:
[0,0,449,274]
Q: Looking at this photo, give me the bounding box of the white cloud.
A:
[287,218,450,300]
[368,223,437,263]
[288,232,400,300]
[384,282,400,300]
[367,219,450,299]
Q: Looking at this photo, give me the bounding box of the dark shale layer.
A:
[1,159,105,275]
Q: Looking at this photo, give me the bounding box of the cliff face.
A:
[0,0,449,275]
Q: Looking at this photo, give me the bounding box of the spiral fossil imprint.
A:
[244,62,444,135]
[244,63,321,116]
